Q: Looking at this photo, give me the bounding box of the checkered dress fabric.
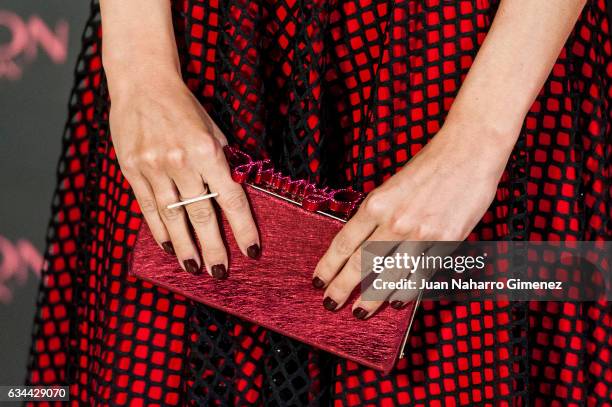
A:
[26,0,611,405]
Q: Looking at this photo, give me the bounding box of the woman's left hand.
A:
[312,122,514,319]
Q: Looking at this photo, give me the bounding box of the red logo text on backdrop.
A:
[0,10,68,80]
[0,235,42,303]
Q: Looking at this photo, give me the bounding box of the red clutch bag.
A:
[129,147,419,373]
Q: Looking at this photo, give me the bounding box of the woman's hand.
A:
[312,123,512,319]
[312,0,586,319]
[109,71,260,278]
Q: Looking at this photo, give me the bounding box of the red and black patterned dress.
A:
[27,0,611,405]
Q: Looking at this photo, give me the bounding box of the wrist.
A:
[443,107,522,154]
[437,116,519,182]
[103,57,183,105]
[447,105,522,142]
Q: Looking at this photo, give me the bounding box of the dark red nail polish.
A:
[184,259,201,275]
[390,301,404,310]
[312,277,325,289]
[211,264,228,280]
[247,244,261,259]
[323,297,338,311]
[162,241,175,255]
[353,307,368,320]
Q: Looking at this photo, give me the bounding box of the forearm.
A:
[446,0,586,151]
[100,0,181,98]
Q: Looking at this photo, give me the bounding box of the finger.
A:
[368,240,432,311]
[312,206,377,289]
[144,170,202,275]
[201,149,260,259]
[386,241,456,306]
[322,227,400,317]
[171,169,228,279]
[124,171,173,255]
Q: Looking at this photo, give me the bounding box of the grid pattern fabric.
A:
[26,0,611,406]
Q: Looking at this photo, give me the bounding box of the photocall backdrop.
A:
[0,1,87,385]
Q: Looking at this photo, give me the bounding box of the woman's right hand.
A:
[107,71,260,279]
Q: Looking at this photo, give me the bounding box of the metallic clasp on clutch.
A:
[225,146,364,222]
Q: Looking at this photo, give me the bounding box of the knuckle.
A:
[193,137,221,158]
[332,235,355,258]
[203,245,227,262]
[140,150,161,169]
[346,252,362,273]
[382,262,407,281]
[315,256,334,278]
[411,224,435,241]
[232,222,256,242]
[327,280,349,297]
[138,199,158,214]
[327,276,350,296]
[331,271,359,295]
[189,205,215,225]
[120,154,139,174]
[164,148,188,169]
[220,190,249,213]
[389,216,410,236]
[160,205,182,221]
[364,193,385,218]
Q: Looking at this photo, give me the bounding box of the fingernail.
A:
[390,301,404,310]
[162,241,175,255]
[184,259,202,275]
[312,277,325,289]
[247,244,261,259]
[211,264,228,280]
[323,297,338,311]
[353,307,368,320]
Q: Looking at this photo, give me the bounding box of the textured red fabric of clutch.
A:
[129,147,418,373]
